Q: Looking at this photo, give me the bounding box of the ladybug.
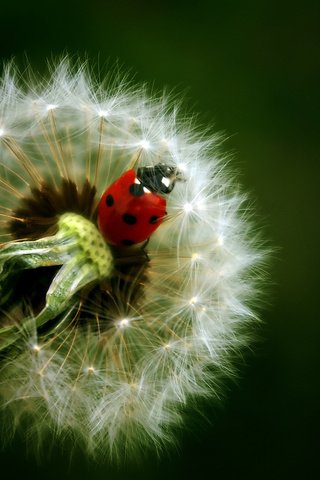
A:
[98,163,180,247]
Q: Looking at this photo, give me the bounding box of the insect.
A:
[98,163,181,246]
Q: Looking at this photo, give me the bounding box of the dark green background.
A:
[1,0,319,478]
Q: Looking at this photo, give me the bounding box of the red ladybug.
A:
[98,164,180,246]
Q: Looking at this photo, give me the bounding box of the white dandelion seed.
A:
[0,60,266,461]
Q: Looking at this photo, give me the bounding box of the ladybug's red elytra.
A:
[98,164,180,247]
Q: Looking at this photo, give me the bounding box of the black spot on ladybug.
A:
[122,213,137,225]
[149,215,159,224]
[129,183,144,197]
[105,194,114,207]
[122,239,135,246]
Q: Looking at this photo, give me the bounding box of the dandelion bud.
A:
[0,60,266,460]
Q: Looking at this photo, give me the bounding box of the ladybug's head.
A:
[137,163,182,194]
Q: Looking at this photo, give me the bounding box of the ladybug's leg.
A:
[141,237,150,249]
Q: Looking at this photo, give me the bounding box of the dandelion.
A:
[0,60,265,460]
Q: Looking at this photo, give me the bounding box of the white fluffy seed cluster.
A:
[0,61,265,460]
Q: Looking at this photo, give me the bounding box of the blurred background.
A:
[0,0,319,478]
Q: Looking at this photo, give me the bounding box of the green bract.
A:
[0,213,113,352]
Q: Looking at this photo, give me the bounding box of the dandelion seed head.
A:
[191,252,201,263]
[189,296,199,306]
[85,366,96,375]
[97,109,110,118]
[216,234,225,246]
[31,344,41,353]
[0,59,267,462]
[45,103,58,112]
[117,318,131,329]
[137,139,151,150]
[183,202,193,213]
